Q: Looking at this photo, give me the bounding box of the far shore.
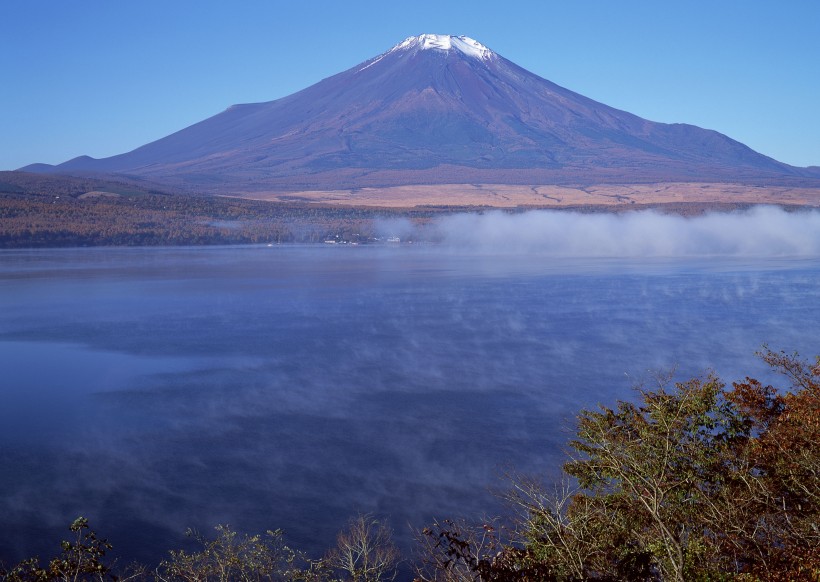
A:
[233,182,820,209]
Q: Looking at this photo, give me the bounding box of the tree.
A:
[419,349,820,581]
[414,516,558,582]
[0,517,143,582]
[325,515,399,582]
[562,375,739,580]
[154,525,322,582]
[723,348,820,580]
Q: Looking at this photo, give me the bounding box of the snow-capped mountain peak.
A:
[393,34,495,60]
[27,33,808,191]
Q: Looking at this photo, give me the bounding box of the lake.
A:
[1,243,819,566]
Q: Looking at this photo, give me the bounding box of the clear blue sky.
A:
[2,0,818,171]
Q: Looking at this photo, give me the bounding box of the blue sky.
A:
[1,0,818,171]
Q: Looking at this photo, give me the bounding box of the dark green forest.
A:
[2,348,818,581]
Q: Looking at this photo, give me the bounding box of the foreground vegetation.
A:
[419,348,820,581]
[1,348,818,581]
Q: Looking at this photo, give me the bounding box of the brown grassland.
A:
[240,182,820,208]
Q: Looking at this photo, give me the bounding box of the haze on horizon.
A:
[434,206,820,256]
[1,0,819,172]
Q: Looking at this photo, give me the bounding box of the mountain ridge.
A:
[22,34,820,192]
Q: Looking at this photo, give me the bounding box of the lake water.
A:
[1,245,819,566]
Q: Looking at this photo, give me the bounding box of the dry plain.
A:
[240,182,820,209]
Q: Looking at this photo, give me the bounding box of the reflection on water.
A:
[1,245,819,565]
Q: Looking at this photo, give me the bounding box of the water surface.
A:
[1,245,818,564]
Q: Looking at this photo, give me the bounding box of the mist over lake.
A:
[1,209,819,566]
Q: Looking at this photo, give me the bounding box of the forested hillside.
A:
[0,172,441,247]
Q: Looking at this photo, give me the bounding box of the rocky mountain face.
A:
[24,34,819,192]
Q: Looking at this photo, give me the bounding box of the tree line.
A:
[0,171,448,247]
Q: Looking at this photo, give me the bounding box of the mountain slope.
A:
[24,34,818,191]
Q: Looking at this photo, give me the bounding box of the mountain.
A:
[23,34,820,192]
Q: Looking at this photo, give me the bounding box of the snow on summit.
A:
[393,34,495,60]
[30,31,813,192]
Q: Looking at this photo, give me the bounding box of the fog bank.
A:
[437,207,820,256]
